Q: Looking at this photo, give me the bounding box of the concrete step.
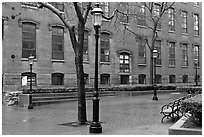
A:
[32,91,117,106]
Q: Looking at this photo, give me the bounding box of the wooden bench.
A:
[160,94,192,123]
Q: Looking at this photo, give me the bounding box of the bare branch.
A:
[83,2,92,23]
[102,9,118,20]
[73,2,84,24]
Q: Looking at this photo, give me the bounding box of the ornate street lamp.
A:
[28,55,34,109]
[152,49,158,100]
[195,58,198,86]
[89,3,103,134]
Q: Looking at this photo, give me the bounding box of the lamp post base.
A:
[28,104,33,109]
[152,96,158,100]
[89,122,102,133]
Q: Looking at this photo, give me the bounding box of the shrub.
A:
[181,94,202,126]
[176,87,202,94]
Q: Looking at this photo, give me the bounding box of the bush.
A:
[176,87,202,94]
[181,94,202,126]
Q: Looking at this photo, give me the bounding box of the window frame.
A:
[100,33,110,62]
[169,42,176,66]
[119,52,130,73]
[51,73,64,85]
[181,11,188,34]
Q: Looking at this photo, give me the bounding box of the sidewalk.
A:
[2,92,179,135]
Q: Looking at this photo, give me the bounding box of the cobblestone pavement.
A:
[2,92,178,135]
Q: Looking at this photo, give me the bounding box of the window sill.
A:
[51,59,65,63]
[21,58,37,62]
[156,65,162,67]
[138,64,147,66]
[182,66,188,68]
[181,33,189,36]
[168,30,175,34]
[83,61,89,64]
[119,72,131,75]
[193,35,200,38]
[100,62,110,65]
[169,65,176,68]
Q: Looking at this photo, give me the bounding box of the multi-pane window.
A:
[169,75,176,83]
[22,22,36,58]
[100,33,110,62]
[182,75,188,83]
[83,31,89,61]
[100,2,109,17]
[168,8,175,31]
[49,2,64,12]
[137,5,146,26]
[169,42,176,66]
[181,43,188,67]
[139,74,146,84]
[100,74,110,85]
[119,2,129,24]
[52,26,64,60]
[155,40,162,65]
[193,14,199,36]
[84,73,89,85]
[138,38,146,64]
[194,45,199,67]
[120,53,130,73]
[21,72,37,86]
[52,73,64,85]
[153,3,161,29]
[181,11,187,34]
[21,2,38,9]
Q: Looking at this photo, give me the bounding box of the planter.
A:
[169,115,202,135]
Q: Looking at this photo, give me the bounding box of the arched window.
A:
[52,73,64,85]
[52,26,64,60]
[22,22,36,58]
[21,72,37,86]
[100,33,110,62]
[169,74,176,83]
[100,74,110,85]
[119,52,130,73]
[139,74,146,84]
[182,75,188,83]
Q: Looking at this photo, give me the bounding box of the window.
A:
[181,11,187,34]
[194,2,199,6]
[100,74,110,85]
[195,75,200,83]
[155,40,161,65]
[84,73,89,85]
[100,2,109,17]
[168,8,175,31]
[193,45,199,67]
[169,75,176,83]
[137,5,146,26]
[21,72,37,86]
[153,3,161,29]
[22,22,36,58]
[193,14,199,36]
[120,53,130,73]
[138,38,146,64]
[139,74,146,84]
[52,26,64,60]
[120,75,129,84]
[182,75,188,83]
[83,31,89,61]
[118,2,129,24]
[156,74,162,84]
[49,2,64,12]
[169,42,176,66]
[181,43,188,67]
[21,2,38,9]
[100,33,110,62]
[52,73,64,85]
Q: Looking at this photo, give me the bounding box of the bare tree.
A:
[114,2,175,85]
[38,2,92,125]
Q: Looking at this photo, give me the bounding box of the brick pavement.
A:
[2,92,178,135]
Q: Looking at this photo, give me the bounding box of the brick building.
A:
[2,2,202,93]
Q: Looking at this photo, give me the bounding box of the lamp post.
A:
[28,55,34,109]
[152,49,158,100]
[89,3,103,134]
[195,58,198,86]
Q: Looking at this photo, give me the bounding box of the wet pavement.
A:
[2,92,180,135]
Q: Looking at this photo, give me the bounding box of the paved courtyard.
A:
[2,92,180,135]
